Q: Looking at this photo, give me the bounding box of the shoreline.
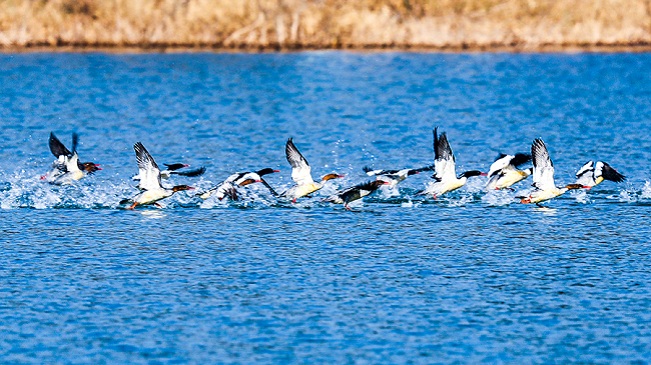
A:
[3,43,651,54]
[3,0,650,55]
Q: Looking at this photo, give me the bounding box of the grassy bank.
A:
[1,0,650,50]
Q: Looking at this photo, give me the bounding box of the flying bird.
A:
[419,127,485,198]
[123,142,194,209]
[520,138,587,205]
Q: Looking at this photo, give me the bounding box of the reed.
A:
[0,0,649,50]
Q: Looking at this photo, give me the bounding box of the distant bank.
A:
[1,0,650,52]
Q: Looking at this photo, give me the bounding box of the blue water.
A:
[1,52,651,363]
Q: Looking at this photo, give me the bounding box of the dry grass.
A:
[0,0,650,50]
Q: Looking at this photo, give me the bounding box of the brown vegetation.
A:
[0,0,650,50]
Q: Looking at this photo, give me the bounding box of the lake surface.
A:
[1,51,650,363]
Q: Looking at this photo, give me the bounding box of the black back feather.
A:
[511,153,532,167]
[172,167,206,177]
[164,163,187,171]
[338,180,385,203]
[414,165,435,173]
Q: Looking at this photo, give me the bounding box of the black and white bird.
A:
[323,180,389,209]
[575,161,625,188]
[362,165,432,188]
[281,138,343,202]
[485,153,532,190]
[132,163,205,184]
[520,138,586,205]
[419,127,485,198]
[123,142,194,209]
[198,168,279,201]
[41,132,101,185]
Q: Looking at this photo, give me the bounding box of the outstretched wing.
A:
[134,142,161,191]
[488,154,514,178]
[171,166,206,177]
[575,160,594,180]
[413,165,435,173]
[599,162,626,183]
[71,133,79,154]
[363,166,384,176]
[363,167,400,176]
[49,132,71,158]
[286,138,314,185]
[432,128,456,181]
[531,138,555,190]
[511,153,532,168]
[260,178,279,197]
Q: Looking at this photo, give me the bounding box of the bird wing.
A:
[599,162,626,183]
[511,153,532,168]
[134,142,162,190]
[414,165,435,173]
[49,132,71,158]
[163,163,186,171]
[531,138,555,190]
[575,161,594,179]
[71,133,79,154]
[432,128,456,181]
[363,167,399,176]
[285,138,314,185]
[171,166,206,177]
[488,154,514,177]
[260,178,279,196]
[362,166,384,176]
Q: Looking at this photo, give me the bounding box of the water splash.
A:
[618,190,633,203]
[571,189,591,204]
[448,193,476,207]
[378,185,401,199]
[464,176,486,193]
[641,181,651,199]
[482,189,516,206]
[401,199,421,208]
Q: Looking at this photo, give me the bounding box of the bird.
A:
[520,138,587,205]
[575,161,625,188]
[132,162,205,184]
[362,165,432,188]
[41,132,101,185]
[123,142,194,209]
[198,168,279,201]
[323,180,389,209]
[485,153,532,190]
[280,138,344,202]
[419,127,485,198]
